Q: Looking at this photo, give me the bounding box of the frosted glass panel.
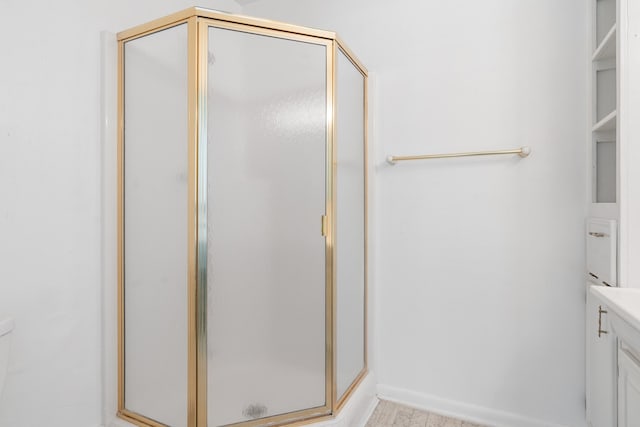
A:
[206,27,327,426]
[123,24,188,427]
[335,50,366,401]
[596,140,616,203]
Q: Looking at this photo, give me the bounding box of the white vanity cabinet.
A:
[618,346,640,427]
[589,286,640,427]
[586,290,617,427]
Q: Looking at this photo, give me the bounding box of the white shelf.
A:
[593,110,617,132]
[593,24,616,62]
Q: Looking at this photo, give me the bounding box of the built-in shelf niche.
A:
[594,139,617,203]
[596,67,616,123]
[596,0,616,46]
[593,24,616,61]
[591,0,617,209]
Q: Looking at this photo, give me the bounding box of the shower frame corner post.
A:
[116,32,125,419]
[188,14,206,427]
[328,37,338,412]
[116,8,368,427]
[194,17,209,427]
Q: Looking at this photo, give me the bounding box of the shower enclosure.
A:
[117,8,367,427]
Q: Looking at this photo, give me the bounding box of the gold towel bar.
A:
[386,146,531,165]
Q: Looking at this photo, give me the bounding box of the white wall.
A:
[244,1,588,426]
[0,1,240,427]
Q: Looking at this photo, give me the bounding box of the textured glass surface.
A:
[335,50,366,401]
[206,26,327,426]
[123,24,188,427]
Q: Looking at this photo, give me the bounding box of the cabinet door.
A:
[618,348,640,427]
[586,291,617,427]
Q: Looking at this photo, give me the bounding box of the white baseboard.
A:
[377,384,571,427]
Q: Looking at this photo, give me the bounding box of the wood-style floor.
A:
[365,400,486,427]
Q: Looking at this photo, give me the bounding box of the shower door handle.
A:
[321,215,328,237]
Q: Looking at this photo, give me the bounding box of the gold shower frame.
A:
[117,7,368,427]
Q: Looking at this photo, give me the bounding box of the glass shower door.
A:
[122,23,189,427]
[204,23,330,426]
[335,48,366,404]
